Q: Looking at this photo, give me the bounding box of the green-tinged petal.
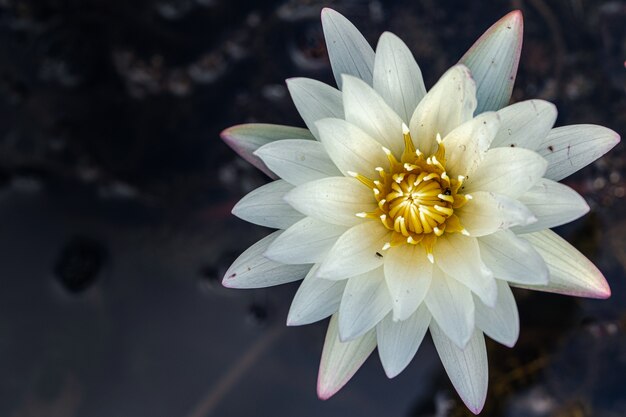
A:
[286,78,344,139]
[434,234,497,307]
[384,244,432,321]
[221,123,314,178]
[338,267,391,341]
[535,125,620,181]
[518,230,611,298]
[321,8,375,89]
[317,313,376,400]
[459,10,523,113]
[287,265,346,326]
[474,279,519,347]
[222,231,311,289]
[373,32,427,123]
[425,267,475,349]
[376,305,431,378]
[430,323,488,414]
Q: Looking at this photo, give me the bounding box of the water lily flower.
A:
[220,8,619,414]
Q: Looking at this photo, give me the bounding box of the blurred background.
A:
[0,0,624,416]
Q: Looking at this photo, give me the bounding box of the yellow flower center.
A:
[351,124,471,259]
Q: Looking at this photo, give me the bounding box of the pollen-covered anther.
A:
[359,124,471,250]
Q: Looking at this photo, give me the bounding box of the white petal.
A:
[518,230,611,298]
[491,100,557,149]
[535,125,620,181]
[409,65,477,156]
[265,217,347,264]
[462,147,547,198]
[478,230,549,285]
[512,178,590,234]
[284,177,376,227]
[373,31,427,123]
[384,244,433,321]
[459,10,523,114]
[287,264,346,326]
[376,305,431,378]
[434,233,497,307]
[321,8,375,89]
[317,313,376,400]
[317,221,390,280]
[222,231,311,289]
[255,139,341,186]
[316,118,389,178]
[443,112,500,178]
[425,268,475,348]
[232,180,304,229]
[286,78,344,139]
[338,267,391,341]
[342,75,405,157]
[474,279,519,347]
[456,191,536,237]
[221,123,314,178]
[431,323,488,414]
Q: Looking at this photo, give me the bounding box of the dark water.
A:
[0,0,624,416]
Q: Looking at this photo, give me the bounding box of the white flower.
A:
[220,8,619,414]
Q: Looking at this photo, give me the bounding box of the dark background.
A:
[0,0,624,416]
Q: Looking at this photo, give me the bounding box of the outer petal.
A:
[518,230,611,298]
[373,32,427,124]
[222,231,311,288]
[434,233,497,307]
[376,305,431,378]
[338,267,392,341]
[459,10,523,114]
[478,230,549,285]
[409,65,477,157]
[265,217,348,264]
[286,78,344,139]
[232,180,304,229]
[425,267,475,348]
[321,8,375,89]
[284,177,376,227]
[474,279,519,347]
[316,118,389,178]
[221,123,314,178]
[316,221,390,280]
[342,75,405,157]
[490,100,557,149]
[456,191,537,237]
[384,244,433,321]
[430,323,488,414]
[443,112,500,178]
[287,264,346,326]
[512,178,590,234]
[462,147,547,198]
[317,313,377,400]
[255,139,341,186]
[535,125,620,181]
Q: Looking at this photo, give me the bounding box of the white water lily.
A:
[220,8,619,414]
